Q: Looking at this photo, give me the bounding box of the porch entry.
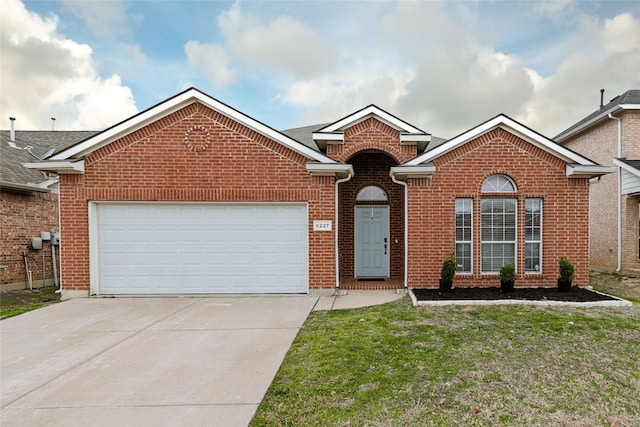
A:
[355,206,389,278]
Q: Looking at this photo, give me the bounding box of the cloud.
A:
[0,0,138,130]
[60,0,142,39]
[185,2,336,87]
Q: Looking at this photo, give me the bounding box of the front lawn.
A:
[253,299,640,426]
[0,286,61,319]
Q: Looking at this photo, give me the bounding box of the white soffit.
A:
[405,115,598,167]
[50,88,335,164]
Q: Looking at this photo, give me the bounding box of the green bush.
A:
[559,257,575,282]
[499,263,516,282]
[440,253,456,282]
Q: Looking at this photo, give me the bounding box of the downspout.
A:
[608,113,622,272]
[335,171,353,289]
[390,171,408,289]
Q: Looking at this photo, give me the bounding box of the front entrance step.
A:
[339,278,404,290]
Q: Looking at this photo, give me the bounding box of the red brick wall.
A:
[58,102,336,293]
[0,190,60,289]
[406,128,591,288]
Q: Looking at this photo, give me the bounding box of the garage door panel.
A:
[96,204,308,294]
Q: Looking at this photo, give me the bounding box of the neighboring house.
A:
[24,88,611,298]
[0,126,97,290]
[555,90,640,274]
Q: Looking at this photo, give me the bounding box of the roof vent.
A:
[51,117,56,131]
[600,89,605,109]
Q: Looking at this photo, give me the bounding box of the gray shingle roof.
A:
[555,89,640,141]
[280,124,328,152]
[617,158,640,171]
[1,131,97,191]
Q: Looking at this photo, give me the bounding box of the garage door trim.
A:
[88,201,309,295]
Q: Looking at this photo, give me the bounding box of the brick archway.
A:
[338,151,405,288]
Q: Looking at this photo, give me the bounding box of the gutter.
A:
[608,113,622,272]
[389,169,409,289]
[335,170,354,289]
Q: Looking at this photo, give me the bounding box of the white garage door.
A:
[93,203,308,294]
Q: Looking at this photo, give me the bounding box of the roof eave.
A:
[306,163,354,179]
[23,160,85,174]
[566,164,615,178]
[389,164,436,179]
[555,103,640,142]
[0,181,51,193]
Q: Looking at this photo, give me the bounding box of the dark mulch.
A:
[412,286,619,302]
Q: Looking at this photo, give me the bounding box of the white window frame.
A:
[480,198,517,273]
[356,185,388,202]
[525,199,543,273]
[455,198,473,273]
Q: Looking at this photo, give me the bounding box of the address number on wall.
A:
[313,220,332,231]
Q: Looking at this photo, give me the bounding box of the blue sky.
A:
[2,0,640,138]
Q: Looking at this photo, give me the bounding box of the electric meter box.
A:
[41,232,51,241]
[30,237,42,250]
[51,233,60,246]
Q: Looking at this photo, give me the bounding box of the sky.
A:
[1,0,639,140]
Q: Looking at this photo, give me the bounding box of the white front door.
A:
[355,206,389,278]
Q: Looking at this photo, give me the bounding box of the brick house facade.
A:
[555,90,640,274]
[25,88,611,298]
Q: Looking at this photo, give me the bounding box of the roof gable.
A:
[312,104,430,146]
[49,88,334,164]
[402,114,612,178]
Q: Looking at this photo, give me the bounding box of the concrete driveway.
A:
[1,296,317,426]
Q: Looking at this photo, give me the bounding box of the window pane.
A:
[455,199,472,273]
[481,198,516,273]
[525,199,542,273]
[482,175,516,192]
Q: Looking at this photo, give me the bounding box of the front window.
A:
[525,199,542,273]
[455,199,472,273]
[481,199,517,272]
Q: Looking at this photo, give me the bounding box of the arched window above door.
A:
[356,185,388,201]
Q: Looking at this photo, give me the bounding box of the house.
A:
[555,90,640,274]
[0,124,97,290]
[24,88,611,298]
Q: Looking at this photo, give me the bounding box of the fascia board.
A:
[405,115,595,167]
[400,133,431,144]
[0,181,50,193]
[554,104,640,142]
[320,105,426,134]
[614,158,640,177]
[306,163,354,178]
[312,132,344,144]
[566,164,615,178]
[389,164,436,179]
[23,160,85,174]
[51,89,335,164]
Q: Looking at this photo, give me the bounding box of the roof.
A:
[45,87,335,165]
[399,114,613,179]
[616,159,640,170]
[555,89,640,142]
[280,123,328,151]
[1,130,97,192]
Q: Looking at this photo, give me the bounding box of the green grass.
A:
[252,298,640,426]
[0,287,61,319]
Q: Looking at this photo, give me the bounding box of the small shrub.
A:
[499,263,516,283]
[559,257,575,282]
[440,253,456,282]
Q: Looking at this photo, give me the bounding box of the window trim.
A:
[455,198,473,274]
[525,198,543,274]
[480,198,517,274]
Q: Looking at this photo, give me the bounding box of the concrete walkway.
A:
[313,289,407,311]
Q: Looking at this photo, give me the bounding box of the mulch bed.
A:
[412,287,618,302]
